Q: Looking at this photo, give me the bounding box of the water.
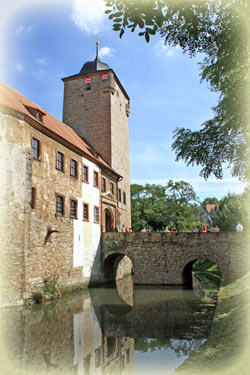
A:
[1,276,219,375]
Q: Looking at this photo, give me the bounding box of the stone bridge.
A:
[101,232,250,285]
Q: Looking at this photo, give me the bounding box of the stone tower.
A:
[62,43,131,228]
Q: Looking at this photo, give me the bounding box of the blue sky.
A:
[0,0,246,201]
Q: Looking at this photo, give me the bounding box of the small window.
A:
[84,77,92,91]
[70,159,77,177]
[84,84,91,91]
[123,191,126,204]
[83,203,89,221]
[56,194,64,215]
[93,171,99,187]
[56,151,64,171]
[31,187,36,209]
[36,112,43,122]
[83,165,89,182]
[110,182,114,195]
[118,188,121,202]
[31,137,40,159]
[94,206,99,223]
[70,199,77,218]
[101,178,106,192]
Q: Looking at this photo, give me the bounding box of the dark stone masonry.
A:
[102,232,250,285]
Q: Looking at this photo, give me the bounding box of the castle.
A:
[0,44,131,306]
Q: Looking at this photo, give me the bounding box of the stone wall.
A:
[110,77,131,229]
[62,72,131,229]
[0,112,30,306]
[102,232,250,285]
[0,110,105,306]
[63,74,112,165]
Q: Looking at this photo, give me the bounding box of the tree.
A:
[213,189,250,231]
[104,0,250,180]
[131,183,170,231]
[201,197,220,206]
[165,180,199,230]
[130,181,199,231]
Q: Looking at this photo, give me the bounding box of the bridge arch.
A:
[182,258,222,288]
[102,232,249,286]
[103,252,133,283]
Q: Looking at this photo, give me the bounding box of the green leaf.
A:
[113,24,121,30]
[145,32,150,42]
[138,19,145,28]
[104,10,112,14]
[146,27,155,35]
[113,12,123,17]
[119,29,125,38]
[113,18,123,22]
[117,3,123,11]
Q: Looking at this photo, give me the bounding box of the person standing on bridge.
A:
[236,222,244,232]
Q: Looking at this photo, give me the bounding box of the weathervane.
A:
[93,35,99,57]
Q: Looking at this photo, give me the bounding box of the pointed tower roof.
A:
[79,40,110,74]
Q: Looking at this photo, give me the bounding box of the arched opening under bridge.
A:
[103,253,133,284]
[182,258,222,294]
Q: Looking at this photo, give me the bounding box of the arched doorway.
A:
[105,208,112,232]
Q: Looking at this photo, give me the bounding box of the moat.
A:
[1,274,221,375]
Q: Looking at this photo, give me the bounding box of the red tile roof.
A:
[205,204,219,213]
[0,80,113,171]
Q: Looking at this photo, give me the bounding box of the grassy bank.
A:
[174,271,250,375]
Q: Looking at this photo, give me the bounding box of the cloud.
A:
[36,58,47,65]
[155,40,180,58]
[15,62,24,71]
[27,25,34,32]
[70,0,106,33]
[16,24,34,35]
[131,142,166,165]
[16,25,24,34]
[99,46,114,58]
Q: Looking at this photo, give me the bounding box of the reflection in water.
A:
[1,276,219,375]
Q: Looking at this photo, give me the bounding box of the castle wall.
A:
[0,112,29,306]
[111,81,131,228]
[0,110,104,305]
[63,75,112,165]
[62,71,131,229]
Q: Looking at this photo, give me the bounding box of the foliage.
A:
[30,274,61,304]
[213,189,250,232]
[131,180,199,231]
[43,274,60,296]
[201,197,220,206]
[105,237,123,250]
[193,259,221,274]
[104,0,250,180]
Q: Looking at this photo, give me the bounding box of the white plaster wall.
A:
[73,157,101,276]
[73,297,103,375]
[73,311,84,373]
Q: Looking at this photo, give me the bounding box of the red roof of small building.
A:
[0,81,116,173]
[205,204,219,213]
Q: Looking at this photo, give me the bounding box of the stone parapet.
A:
[102,232,250,285]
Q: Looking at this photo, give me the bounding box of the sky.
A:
[0,0,247,201]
